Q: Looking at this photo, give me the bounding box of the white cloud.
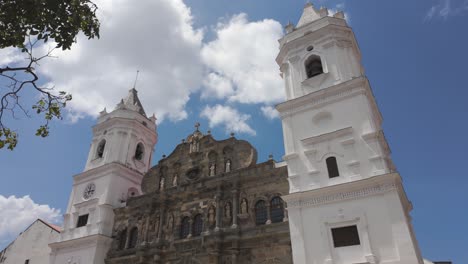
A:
[261,105,279,120]
[425,0,468,21]
[38,0,204,122]
[0,195,61,249]
[200,104,256,135]
[328,3,350,22]
[0,47,23,67]
[201,72,234,99]
[201,13,285,104]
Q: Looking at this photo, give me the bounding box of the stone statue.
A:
[241,199,248,214]
[154,215,160,237]
[159,176,165,190]
[167,214,173,231]
[225,203,231,218]
[208,207,216,226]
[172,174,178,186]
[225,159,231,173]
[209,163,216,176]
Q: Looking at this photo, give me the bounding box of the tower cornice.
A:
[282,172,411,211]
[74,162,144,186]
[275,76,383,127]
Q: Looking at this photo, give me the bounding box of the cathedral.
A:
[3,3,448,264]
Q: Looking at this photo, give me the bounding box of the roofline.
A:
[0,219,61,253]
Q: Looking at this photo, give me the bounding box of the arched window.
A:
[118,229,127,250]
[326,157,340,178]
[305,55,323,79]
[270,197,284,223]
[135,143,144,161]
[192,214,203,237]
[96,139,106,158]
[128,227,138,248]
[180,217,190,239]
[255,200,268,225]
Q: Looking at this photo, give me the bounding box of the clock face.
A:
[83,183,96,200]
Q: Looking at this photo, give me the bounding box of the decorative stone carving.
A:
[225,159,231,173]
[225,202,232,219]
[209,163,216,176]
[159,176,165,190]
[208,206,216,227]
[240,198,248,214]
[173,174,178,186]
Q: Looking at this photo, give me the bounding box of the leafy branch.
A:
[0,0,100,150]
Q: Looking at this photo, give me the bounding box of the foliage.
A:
[0,0,100,150]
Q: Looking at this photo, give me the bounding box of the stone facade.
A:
[105,128,292,264]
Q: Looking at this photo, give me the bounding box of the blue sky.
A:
[1,0,467,262]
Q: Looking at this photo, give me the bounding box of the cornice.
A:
[93,117,157,140]
[50,234,113,250]
[276,76,383,127]
[301,127,353,146]
[283,173,406,208]
[277,18,349,64]
[74,162,144,185]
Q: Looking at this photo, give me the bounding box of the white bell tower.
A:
[277,4,423,264]
[49,88,158,264]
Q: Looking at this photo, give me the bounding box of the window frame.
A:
[96,139,106,159]
[180,216,190,239]
[255,200,268,225]
[331,225,361,248]
[326,156,340,178]
[270,196,284,223]
[128,227,138,249]
[118,229,127,250]
[135,142,144,161]
[304,55,324,79]
[76,214,89,228]
[192,214,203,237]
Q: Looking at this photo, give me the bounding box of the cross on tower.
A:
[194,122,200,131]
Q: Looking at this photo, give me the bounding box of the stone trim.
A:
[301,127,353,146]
[276,77,383,128]
[283,173,402,208]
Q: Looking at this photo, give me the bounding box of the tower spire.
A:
[133,70,140,89]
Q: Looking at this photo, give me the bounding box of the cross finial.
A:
[195,122,201,131]
[133,70,140,89]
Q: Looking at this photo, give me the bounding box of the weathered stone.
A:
[106,129,291,264]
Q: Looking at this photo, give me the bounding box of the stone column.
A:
[231,189,239,228]
[157,208,166,241]
[143,215,150,244]
[187,218,193,238]
[266,204,272,225]
[215,193,222,231]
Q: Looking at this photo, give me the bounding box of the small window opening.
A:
[25,260,30,264]
[135,143,144,161]
[305,55,323,78]
[193,214,203,237]
[331,225,361,247]
[306,45,314,51]
[96,140,106,158]
[326,157,340,178]
[180,217,190,238]
[255,200,268,225]
[128,227,138,248]
[76,214,89,228]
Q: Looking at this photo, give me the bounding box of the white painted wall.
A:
[0,220,60,264]
[50,90,157,264]
[278,5,423,264]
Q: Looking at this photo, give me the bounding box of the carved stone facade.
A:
[105,129,292,264]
